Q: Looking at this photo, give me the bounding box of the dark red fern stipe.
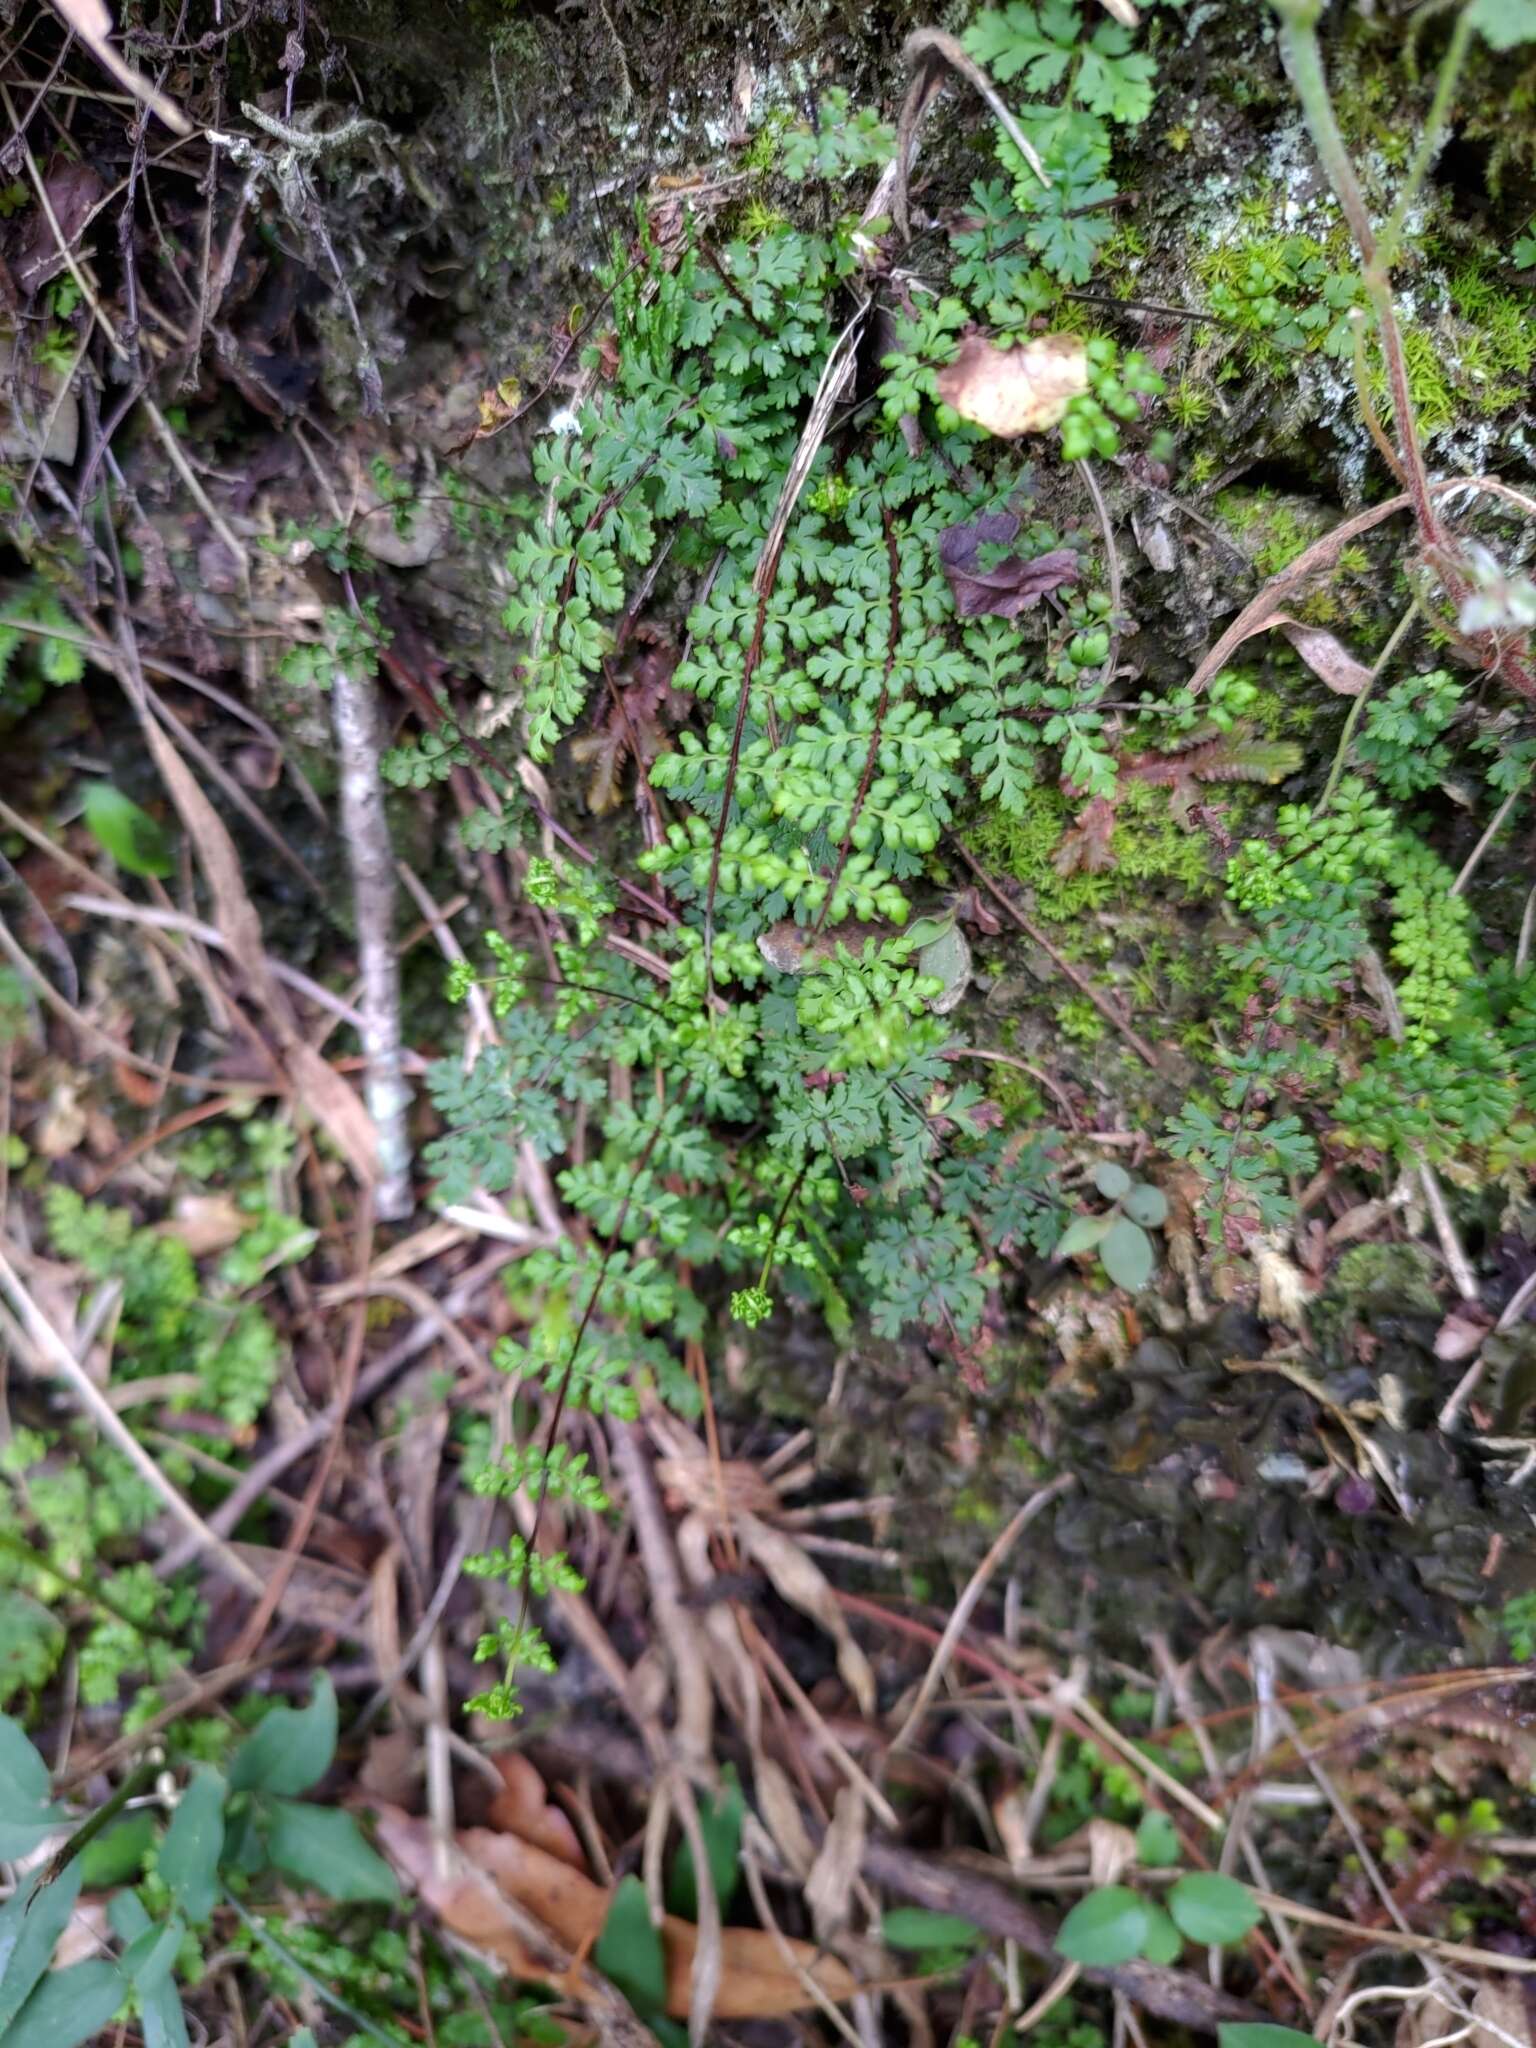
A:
[809,509,903,943]
[702,580,775,1005]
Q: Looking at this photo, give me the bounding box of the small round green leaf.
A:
[1122,1183,1169,1229]
[82,782,175,878]
[1056,1213,1113,1259]
[1139,1903,1183,1965]
[882,1907,985,1951]
[1056,1885,1151,1966]
[1092,1161,1132,1201]
[1100,1215,1154,1293]
[1168,1872,1261,1946]
[1135,1809,1180,1868]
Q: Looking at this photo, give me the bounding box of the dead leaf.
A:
[570,636,685,814]
[487,1754,587,1871]
[34,1081,87,1159]
[1185,495,1414,696]
[755,918,891,977]
[1053,796,1118,876]
[1255,1242,1311,1330]
[162,1193,246,1257]
[226,1546,370,1636]
[1433,1306,1491,1362]
[0,335,78,461]
[1272,616,1373,697]
[937,332,1088,438]
[13,159,104,295]
[46,0,192,134]
[805,1785,865,1943]
[937,513,1080,619]
[1399,1981,1532,2048]
[1085,1817,1138,1887]
[358,1728,419,1809]
[752,1755,816,1880]
[737,1512,876,1716]
[374,1807,859,2019]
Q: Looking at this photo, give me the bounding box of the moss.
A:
[1213,487,1329,577]
[1056,995,1106,1044]
[968,782,1218,923]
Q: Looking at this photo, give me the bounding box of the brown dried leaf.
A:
[374,1808,859,2019]
[752,1755,816,1880]
[737,1512,876,1716]
[487,1754,587,1871]
[937,332,1088,438]
[1053,796,1118,876]
[12,160,104,294]
[937,513,1079,620]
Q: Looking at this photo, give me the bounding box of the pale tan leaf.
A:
[1433,1307,1491,1362]
[805,1784,865,1943]
[1274,617,1373,697]
[1255,1243,1311,1329]
[737,1512,876,1716]
[936,332,1088,438]
[752,1755,816,1881]
[1086,1817,1138,1887]
[162,1193,246,1257]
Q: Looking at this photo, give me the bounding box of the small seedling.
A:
[1054,1160,1168,1292]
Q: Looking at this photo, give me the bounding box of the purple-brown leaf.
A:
[938,516,1079,620]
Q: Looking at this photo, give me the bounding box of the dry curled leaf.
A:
[487,1753,587,1871]
[1271,616,1373,696]
[374,1807,859,2019]
[937,332,1088,438]
[937,512,1080,619]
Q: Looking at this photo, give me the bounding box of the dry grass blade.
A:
[889,1473,1074,1752]
[47,0,192,134]
[0,1244,264,1596]
[895,29,1049,239]
[123,675,382,1189]
[737,1510,877,1717]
